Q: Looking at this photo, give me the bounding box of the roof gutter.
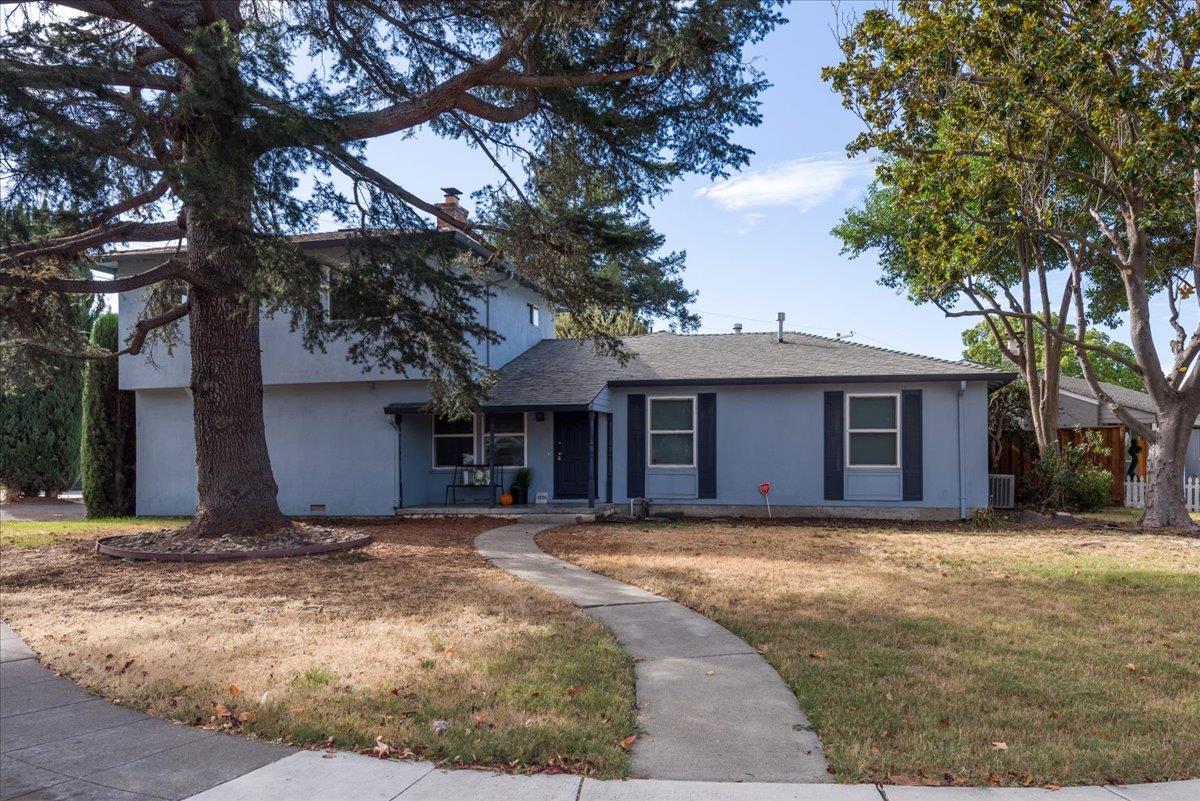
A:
[605,372,1016,388]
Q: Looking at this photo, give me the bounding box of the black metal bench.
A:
[444,464,502,505]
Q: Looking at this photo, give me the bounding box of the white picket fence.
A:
[1124,476,1200,511]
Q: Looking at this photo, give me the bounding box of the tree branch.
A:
[0,255,202,294]
[2,301,189,361]
[0,219,183,266]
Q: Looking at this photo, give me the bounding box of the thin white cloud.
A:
[695,155,872,212]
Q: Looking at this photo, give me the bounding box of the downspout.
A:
[957,381,966,519]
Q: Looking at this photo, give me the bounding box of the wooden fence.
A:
[994,426,1141,506]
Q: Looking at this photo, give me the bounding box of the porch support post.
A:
[606,412,613,503]
[393,413,403,510]
[486,412,496,505]
[588,409,597,508]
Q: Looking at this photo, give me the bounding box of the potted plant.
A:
[509,468,532,505]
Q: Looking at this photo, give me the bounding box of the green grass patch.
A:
[0,517,185,548]
[543,522,1200,786]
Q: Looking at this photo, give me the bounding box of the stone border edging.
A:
[95,533,374,562]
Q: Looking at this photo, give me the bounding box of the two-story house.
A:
[115,221,1012,520]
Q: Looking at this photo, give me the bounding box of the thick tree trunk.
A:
[183,213,287,538]
[1141,411,1194,528]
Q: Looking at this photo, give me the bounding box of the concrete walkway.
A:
[476,520,832,783]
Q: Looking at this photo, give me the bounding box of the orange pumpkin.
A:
[499,492,514,506]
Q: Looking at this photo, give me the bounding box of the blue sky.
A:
[346,1,1182,365]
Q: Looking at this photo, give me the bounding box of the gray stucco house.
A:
[115,232,1012,520]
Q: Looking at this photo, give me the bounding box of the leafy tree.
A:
[0,1,783,537]
[81,313,136,517]
[556,307,650,339]
[834,173,1083,453]
[828,0,1200,526]
[961,320,1142,391]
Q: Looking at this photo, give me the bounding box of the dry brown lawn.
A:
[541,519,1200,787]
[0,517,636,776]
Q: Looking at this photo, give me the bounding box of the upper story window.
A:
[486,412,526,467]
[433,415,476,468]
[847,394,899,467]
[649,397,695,467]
[528,303,540,327]
[328,271,388,321]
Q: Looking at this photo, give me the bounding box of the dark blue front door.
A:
[554,412,589,498]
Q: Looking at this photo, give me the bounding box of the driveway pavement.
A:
[0,498,86,523]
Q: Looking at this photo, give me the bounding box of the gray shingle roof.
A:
[1057,376,1156,413]
[484,331,1013,409]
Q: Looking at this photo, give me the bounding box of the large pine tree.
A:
[0,1,783,537]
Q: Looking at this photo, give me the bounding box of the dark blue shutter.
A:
[627,394,646,498]
[697,393,717,498]
[902,389,923,501]
[824,391,844,501]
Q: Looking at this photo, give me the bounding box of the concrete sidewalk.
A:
[476,521,829,783]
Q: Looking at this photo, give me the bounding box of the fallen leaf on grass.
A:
[991,741,1008,751]
[213,703,231,718]
[619,735,637,750]
[372,736,391,758]
[229,684,241,698]
[808,651,828,659]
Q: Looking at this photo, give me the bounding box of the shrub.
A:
[81,313,136,517]
[1024,431,1113,513]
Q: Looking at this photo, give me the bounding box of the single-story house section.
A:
[385,331,1013,519]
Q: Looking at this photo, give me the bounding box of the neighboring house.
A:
[114,231,1012,520]
[1055,376,1200,480]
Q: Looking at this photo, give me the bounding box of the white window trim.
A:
[432,414,478,470]
[647,396,697,469]
[528,303,540,327]
[845,393,901,469]
[486,412,528,468]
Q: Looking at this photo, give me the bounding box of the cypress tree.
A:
[0,361,83,497]
[81,313,135,517]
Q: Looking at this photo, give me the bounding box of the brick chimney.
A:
[435,187,469,231]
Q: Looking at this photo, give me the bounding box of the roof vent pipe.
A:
[776,312,785,343]
[733,323,743,334]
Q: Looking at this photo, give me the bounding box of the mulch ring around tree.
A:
[96,522,372,562]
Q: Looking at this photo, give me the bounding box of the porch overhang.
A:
[383,401,596,415]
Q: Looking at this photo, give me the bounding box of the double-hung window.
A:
[847,394,899,467]
[648,397,695,467]
[485,413,526,467]
[433,416,476,468]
